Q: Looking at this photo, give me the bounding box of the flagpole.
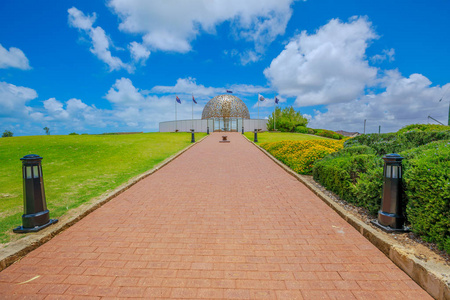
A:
[175,96,177,132]
[274,96,276,131]
[192,94,194,130]
[258,95,260,122]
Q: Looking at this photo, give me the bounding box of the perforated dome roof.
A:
[201,94,250,119]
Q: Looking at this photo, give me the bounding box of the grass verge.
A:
[244,131,327,143]
[0,132,205,244]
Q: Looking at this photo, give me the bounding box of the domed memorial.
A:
[202,94,250,132]
[158,93,267,132]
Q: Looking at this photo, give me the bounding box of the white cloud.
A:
[151,78,222,97]
[239,50,261,65]
[43,97,107,130]
[0,81,37,117]
[0,44,31,70]
[151,77,271,98]
[105,77,273,128]
[264,16,378,106]
[105,77,145,104]
[68,7,133,72]
[43,98,70,120]
[108,0,295,62]
[264,16,450,133]
[309,70,450,132]
[1,77,272,135]
[371,48,395,63]
[129,41,150,64]
[106,78,193,128]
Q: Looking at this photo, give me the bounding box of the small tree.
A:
[267,106,308,132]
[43,127,50,135]
[2,130,13,137]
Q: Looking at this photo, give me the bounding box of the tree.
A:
[267,106,308,132]
[43,127,50,135]
[2,130,13,137]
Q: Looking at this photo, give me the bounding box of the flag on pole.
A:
[259,94,265,101]
[275,96,279,104]
[192,95,197,104]
[176,96,181,104]
[226,90,233,93]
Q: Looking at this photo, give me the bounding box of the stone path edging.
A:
[245,136,450,300]
[0,135,208,272]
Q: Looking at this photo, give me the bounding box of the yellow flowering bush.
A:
[261,140,344,174]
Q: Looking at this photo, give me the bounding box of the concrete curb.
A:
[0,135,209,271]
[246,136,450,300]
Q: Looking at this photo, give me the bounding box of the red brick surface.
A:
[0,133,431,299]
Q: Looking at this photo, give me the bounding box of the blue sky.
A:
[1,0,449,136]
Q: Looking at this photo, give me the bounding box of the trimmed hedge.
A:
[313,146,381,205]
[345,131,450,155]
[404,141,450,253]
[397,123,450,134]
[353,165,384,215]
[313,128,344,140]
[295,126,308,134]
[270,123,450,254]
[313,136,450,254]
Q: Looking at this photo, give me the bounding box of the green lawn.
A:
[244,131,327,143]
[0,132,205,244]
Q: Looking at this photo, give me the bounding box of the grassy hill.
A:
[0,132,205,244]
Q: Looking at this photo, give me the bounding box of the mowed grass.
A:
[0,132,206,244]
[244,131,327,143]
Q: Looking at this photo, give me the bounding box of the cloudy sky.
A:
[1,0,449,136]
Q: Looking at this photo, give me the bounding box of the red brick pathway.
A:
[0,133,431,299]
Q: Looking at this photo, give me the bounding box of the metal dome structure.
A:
[159,93,267,132]
[201,94,250,119]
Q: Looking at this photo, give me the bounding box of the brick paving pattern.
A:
[0,132,431,299]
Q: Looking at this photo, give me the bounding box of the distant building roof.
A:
[335,130,360,137]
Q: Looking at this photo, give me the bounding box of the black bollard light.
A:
[242,126,244,134]
[254,129,258,143]
[191,129,195,143]
[207,126,209,135]
[371,153,408,232]
[14,154,58,233]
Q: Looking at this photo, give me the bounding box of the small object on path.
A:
[18,275,40,285]
[219,135,230,143]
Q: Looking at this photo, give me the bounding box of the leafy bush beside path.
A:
[312,124,450,254]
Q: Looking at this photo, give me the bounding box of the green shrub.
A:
[344,133,396,149]
[404,141,450,253]
[313,146,379,203]
[68,132,79,135]
[345,131,450,156]
[267,106,308,132]
[2,130,13,138]
[295,126,308,134]
[318,145,375,161]
[397,124,450,134]
[309,128,344,140]
[314,125,450,254]
[353,164,384,215]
